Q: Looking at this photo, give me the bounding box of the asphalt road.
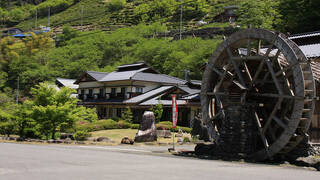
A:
[0,143,319,180]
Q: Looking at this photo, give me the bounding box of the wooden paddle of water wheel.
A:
[200,28,316,160]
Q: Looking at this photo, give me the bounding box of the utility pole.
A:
[16,76,19,104]
[48,7,50,27]
[179,0,183,40]
[184,69,190,81]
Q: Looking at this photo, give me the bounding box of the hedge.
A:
[156,121,192,133]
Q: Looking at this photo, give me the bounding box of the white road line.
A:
[77,146,151,153]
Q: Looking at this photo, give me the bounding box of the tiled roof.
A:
[132,72,186,84]
[56,78,78,89]
[298,43,320,58]
[87,71,108,81]
[125,86,174,104]
[117,62,146,69]
[178,85,200,94]
[181,94,200,100]
[289,31,320,40]
[99,70,139,82]
[190,80,202,86]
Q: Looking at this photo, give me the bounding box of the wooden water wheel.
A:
[201,28,316,160]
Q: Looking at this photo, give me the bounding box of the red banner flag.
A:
[172,94,178,128]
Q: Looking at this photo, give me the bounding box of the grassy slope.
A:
[17,0,111,30]
[16,0,239,31]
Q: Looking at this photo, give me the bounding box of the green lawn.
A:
[90,129,192,145]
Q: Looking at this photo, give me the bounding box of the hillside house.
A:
[212,6,238,23]
[74,62,201,127]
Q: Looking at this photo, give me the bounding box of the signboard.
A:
[172,94,178,128]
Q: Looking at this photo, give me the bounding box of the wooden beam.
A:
[262,98,283,134]
[226,47,247,89]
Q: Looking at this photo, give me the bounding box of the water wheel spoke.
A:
[275,61,299,77]
[265,59,284,95]
[250,93,299,99]
[273,116,288,129]
[262,98,283,134]
[247,38,251,56]
[226,47,247,89]
[257,39,261,54]
[259,49,281,86]
[254,112,270,150]
[243,61,253,82]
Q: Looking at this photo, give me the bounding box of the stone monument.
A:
[135,111,157,142]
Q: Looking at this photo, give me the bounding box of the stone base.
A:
[135,131,157,142]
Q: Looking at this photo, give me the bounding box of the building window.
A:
[116,108,122,117]
[99,88,104,98]
[89,89,93,98]
[111,88,116,97]
[81,89,84,94]
[121,87,126,95]
[136,87,143,93]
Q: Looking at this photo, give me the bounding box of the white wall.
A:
[78,80,162,95]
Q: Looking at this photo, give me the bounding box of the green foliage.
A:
[107,0,126,12]
[33,0,75,17]
[150,97,163,123]
[30,82,97,139]
[134,0,177,22]
[0,121,15,136]
[56,25,80,47]
[278,0,320,33]
[236,0,281,30]
[74,130,90,141]
[130,123,140,129]
[117,120,131,129]
[121,107,133,123]
[14,101,35,138]
[156,121,192,133]
[76,119,139,132]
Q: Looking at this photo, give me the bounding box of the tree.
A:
[121,107,133,123]
[151,97,163,123]
[278,0,320,33]
[31,82,97,139]
[236,0,281,30]
[14,101,34,138]
[0,109,15,137]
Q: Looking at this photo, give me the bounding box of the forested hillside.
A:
[0,0,319,98]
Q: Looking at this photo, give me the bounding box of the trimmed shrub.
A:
[74,130,90,141]
[130,124,140,129]
[117,120,131,129]
[156,121,192,133]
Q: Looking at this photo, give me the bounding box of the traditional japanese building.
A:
[73,62,201,127]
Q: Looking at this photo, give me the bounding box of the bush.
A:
[117,120,131,129]
[130,124,140,129]
[107,0,126,12]
[183,137,191,143]
[156,121,192,133]
[24,128,41,139]
[74,130,90,141]
[0,121,15,137]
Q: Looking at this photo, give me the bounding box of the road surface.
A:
[0,143,319,180]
